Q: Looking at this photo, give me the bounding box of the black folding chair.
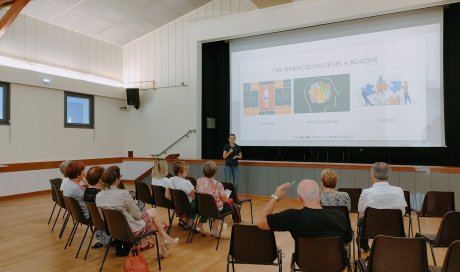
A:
[63,196,92,259]
[48,178,62,224]
[151,185,175,233]
[135,181,155,207]
[222,181,253,223]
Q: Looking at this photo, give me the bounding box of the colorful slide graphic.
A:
[293,74,350,113]
[359,75,413,107]
[243,80,292,116]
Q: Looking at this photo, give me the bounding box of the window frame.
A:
[64,91,94,129]
[0,82,10,126]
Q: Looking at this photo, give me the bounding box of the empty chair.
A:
[227,224,282,272]
[357,207,405,261]
[222,181,253,224]
[63,196,92,259]
[291,236,348,272]
[429,240,460,272]
[190,192,233,250]
[416,211,460,266]
[99,208,161,272]
[403,190,414,237]
[356,235,429,272]
[413,191,455,233]
[170,188,196,240]
[338,188,362,213]
[134,181,155,207]
[322,205,355,268]
[48,178,62,224]
[85,202,108,260]
[151,185,175,233]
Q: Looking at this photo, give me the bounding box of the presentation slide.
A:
[230,11,444,147]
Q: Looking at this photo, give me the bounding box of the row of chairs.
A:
[47,179,161,271]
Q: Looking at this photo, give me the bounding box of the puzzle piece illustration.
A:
[390,81,402,93]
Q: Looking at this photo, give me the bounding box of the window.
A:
[64,92,94,128]
[0,82,9,125]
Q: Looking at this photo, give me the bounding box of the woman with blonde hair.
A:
[152,159,170,187]
[319,169,351,210]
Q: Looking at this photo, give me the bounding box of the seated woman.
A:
[166,161,205,229]
[151,159,170,187]
[83,166,110,248]
[319,169,351,211]
[61,160,89,219]
[96,166,178,256]
[196,161,231,236]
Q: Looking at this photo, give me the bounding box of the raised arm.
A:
[256,183,289,230]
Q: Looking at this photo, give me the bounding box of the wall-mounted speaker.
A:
[126,88,140,109]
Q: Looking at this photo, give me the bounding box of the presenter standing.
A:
[223,134,242,192]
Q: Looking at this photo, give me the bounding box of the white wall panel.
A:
[168,23,176,87]
[0,14,122,81]
[161,26,169,87]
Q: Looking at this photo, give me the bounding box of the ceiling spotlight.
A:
[41,78,51,84]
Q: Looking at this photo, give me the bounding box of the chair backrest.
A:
[321,205,352,230]
[100,208,135,243]
[441,240,460,272]
[362,207,405,239]
[195,192,221,219]
[338,188,362,212]
[222,182,239,203]
[53,186,67,210]
[295,236,347,272]
[151,185,174,209]
[229,224,278,265]
[366,236,428,272]
[185,176,197,187]
[420,191,455,217]
[434,211,460,246]
[86,202,107,232]
[403,190,411,216]
[63,196,89,225]
[49,178,62,202]
[134,181,155,205]
[170,189,195,214]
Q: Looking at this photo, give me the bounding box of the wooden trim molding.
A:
[0,157,123,173]
[0,189,50,201]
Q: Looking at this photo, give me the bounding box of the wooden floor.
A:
[0,188,448,272]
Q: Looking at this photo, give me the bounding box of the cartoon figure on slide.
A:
[303,78,339,113]
[361,87,372,106]
[263,86,270,109]
[402,81,411,104]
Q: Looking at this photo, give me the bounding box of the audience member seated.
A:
[83,166,110,248]
[61,160,89,219]
[151,159,170,187]
[167,161,196,229]
[256,179,352,245]
[320,169,351,210]
[59,160,70,188]
[96,166,178,257]
[357,162,407,252]
[196,161,230,236]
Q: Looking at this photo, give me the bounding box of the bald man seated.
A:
[257,179,352,244]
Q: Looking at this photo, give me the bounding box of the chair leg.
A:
[65,222,78,249]
[249,200,253,224]
[84,227,95,260]
[187,216,199,243]
[408,216,413,237]
[68,220,79,247]
[51,208,62,230]
[417,214,421,234]
[99,238,112,272]
[154,233,161,271]
[216,217,225,250]
[48,203,57,224]
[59,213,71,239]
[167,210,175,234]
[429,244,437,266]
[76,225,90,258]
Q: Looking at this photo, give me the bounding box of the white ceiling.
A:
[20,0,213,45]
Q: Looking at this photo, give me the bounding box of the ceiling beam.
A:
[0,0,30,39]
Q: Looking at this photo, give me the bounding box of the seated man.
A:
[357,162,407,251]
[257,179,352,244]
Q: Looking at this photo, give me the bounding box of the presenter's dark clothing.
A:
[83,188,101,203]
[267,207,352,243]
[223,144,241,166]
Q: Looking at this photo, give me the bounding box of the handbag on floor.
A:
[124,246,150,272]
